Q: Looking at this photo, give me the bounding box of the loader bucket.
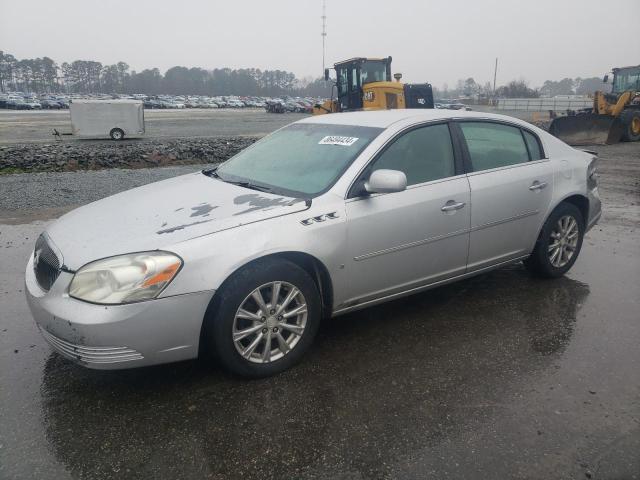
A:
[549,114,625,146]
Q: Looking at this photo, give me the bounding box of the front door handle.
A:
[441,200,466,212]
[529,181,548,191]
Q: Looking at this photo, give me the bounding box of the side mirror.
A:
[603,74,609,83]
[365,169,407,194]
[324,68,330,82]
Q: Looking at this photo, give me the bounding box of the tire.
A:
[109,128,124,140]
[524,203,585,278]
[621,109,640,142]
[203,258,321,378]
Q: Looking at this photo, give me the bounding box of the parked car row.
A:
[142,94,321,111]
[1,92,73,110]
[265,98,317,113]
[0,91,324,112]
[0,95,69,110]
[435,101,473,111]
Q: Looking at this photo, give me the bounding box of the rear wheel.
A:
[204,258,321,377]
[109,128,124,140]
[621,109,640,142]
[524,203,585,278]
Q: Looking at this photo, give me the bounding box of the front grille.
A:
[40,328,144,364]
[33,234,61,291]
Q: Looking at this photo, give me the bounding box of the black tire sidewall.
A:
[110,128,124,140]
[623,110,640,142]
[528,203,585,278]
[205,258,321,378]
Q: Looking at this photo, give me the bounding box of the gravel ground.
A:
[0,164,209,220]
[0,108,307,144]
[589,142,640,228]
[0,137,256,172]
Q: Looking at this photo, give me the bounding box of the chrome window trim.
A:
[464,157,550,177]
[452,116,548,160]
[342,116,549,200]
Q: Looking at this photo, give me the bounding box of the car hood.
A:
[46,172,309,269]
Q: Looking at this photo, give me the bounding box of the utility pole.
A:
[493,57,498,95]
[321,0,327,77]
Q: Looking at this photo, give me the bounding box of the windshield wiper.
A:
[203,168,273,193]
[225,180,273,193]
[202,167,220,178]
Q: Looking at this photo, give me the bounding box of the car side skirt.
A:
[331,254,530,317]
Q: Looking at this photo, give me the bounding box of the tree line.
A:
[436,75,604,100]
[0,51,331,97]
[0,50,605,99]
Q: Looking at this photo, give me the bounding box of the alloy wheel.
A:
[548,215,579,268]
[232,281,308,364]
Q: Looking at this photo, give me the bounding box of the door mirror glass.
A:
[603,74,609,83]
[324,68,330,82]
[365,169,407,194]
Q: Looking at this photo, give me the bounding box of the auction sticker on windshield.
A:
[318,136,359,146]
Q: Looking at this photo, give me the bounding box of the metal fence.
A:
[496,97,592,112]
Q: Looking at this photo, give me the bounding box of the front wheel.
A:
[109,128,124,140]
[621,109,640,142]
[524,203,585,278]
[204,258,321,377]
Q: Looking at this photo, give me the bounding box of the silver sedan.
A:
[26,110,601,377]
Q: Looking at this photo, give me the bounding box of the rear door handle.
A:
[529,181,547,191]
[441,200,466,212]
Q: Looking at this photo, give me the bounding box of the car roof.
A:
[297,109,530,129]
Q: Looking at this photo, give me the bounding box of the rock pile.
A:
[0,137,258,173]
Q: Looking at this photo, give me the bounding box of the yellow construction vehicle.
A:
[549,64,640,145]
[313,57,434,115]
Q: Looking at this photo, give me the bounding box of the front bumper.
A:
[25,254,215,370]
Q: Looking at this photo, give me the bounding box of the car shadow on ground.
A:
[39,264,590,479]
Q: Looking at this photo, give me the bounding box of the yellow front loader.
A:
[549,65,640,145]
[313,57,434,115]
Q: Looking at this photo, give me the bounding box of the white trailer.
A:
[69,100,145,140]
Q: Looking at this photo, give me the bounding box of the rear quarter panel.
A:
[535,132,592,243]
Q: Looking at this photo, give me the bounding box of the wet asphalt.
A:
[1,144,639,479]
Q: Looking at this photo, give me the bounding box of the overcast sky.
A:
[1,0,637,88]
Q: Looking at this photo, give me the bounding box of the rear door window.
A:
[523,130,543,160]
[460,122,530,171]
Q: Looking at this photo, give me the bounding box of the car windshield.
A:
[215,123,383,197]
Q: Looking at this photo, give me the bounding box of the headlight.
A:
[69,252,182,304]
